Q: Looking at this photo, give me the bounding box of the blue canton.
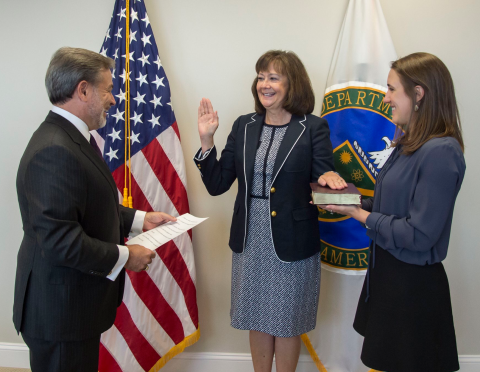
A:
[97,0,176,173]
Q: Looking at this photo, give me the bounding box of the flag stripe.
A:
[123,274,176,356]
[142,138,189,215]
[172,234,197,286]
[156,240,199,327]
[147,243,197,334]
[130,148,179,216]
[99,343,123,372]
[101,325,144,372]
[157,126,188,188]
[127,270,185,344]
[129,172,155,213]
[171,121,181,141]
[114,302,161,371]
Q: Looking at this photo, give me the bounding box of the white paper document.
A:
[127,213,208,250]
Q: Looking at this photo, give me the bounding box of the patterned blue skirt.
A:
[230,197,321,337]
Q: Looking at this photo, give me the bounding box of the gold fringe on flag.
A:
[149,328,201,372]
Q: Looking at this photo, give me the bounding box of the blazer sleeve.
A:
[366,142,464,252]
[24,144,119,274]
[193,117,240,196]
[120,205,137,237]
[311,117,335,182]
[362,198,374,212]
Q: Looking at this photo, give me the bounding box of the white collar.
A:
[51,106,91,142]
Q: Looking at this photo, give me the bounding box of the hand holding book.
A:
[320,203,371,225]
[310,182,370,223]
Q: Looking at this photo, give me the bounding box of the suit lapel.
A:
[79,141,120,201]
[243,113,263,192]
[271,115,306,184]
[46,112,120,203]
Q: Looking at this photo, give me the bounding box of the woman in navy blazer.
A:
[194,50,346,372]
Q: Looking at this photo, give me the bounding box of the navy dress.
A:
[230,123,321,337]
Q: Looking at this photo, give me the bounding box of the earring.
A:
[414,104,419,112]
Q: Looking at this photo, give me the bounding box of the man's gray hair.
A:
[45,47,115,104]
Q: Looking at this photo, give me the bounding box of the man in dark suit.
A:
[14,47,176,372]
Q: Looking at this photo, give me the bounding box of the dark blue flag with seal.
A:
[302,1,397,371]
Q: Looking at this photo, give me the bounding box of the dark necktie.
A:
[89,135,104,160]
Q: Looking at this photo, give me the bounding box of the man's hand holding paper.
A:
[127,213,208,251]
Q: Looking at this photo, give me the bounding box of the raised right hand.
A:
[198,98,219,151]
[124,244,156,272]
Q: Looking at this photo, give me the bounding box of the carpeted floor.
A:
[0,368,30,371]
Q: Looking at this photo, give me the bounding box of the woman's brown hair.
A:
[252,50,315,116]
[391,52,464,154]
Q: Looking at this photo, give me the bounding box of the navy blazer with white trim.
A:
[194,113,335,262]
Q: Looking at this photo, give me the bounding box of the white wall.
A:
[0,0,478,359]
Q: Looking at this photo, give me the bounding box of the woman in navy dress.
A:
[194,50,346,372]
[325,52,465,372]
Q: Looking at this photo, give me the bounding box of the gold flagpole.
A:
[123,0,132,207]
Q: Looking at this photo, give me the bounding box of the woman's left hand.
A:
[320,204,370,224]
[318,171,348,190]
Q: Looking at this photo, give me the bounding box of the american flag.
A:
[92,0,200,370]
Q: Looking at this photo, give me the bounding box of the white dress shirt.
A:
[51,106,146,280]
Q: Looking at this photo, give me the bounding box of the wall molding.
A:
[1,342,478,372]
[0,343,29,369]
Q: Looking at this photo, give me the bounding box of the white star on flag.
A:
[130,131,140,144]
[131,9,139,22]
[129,30,137,44]
[154,55,162,69]
[133,91,146,105]
[105,147,119,161]
[141,32,152,47]
[150,95,162,109]
[138,52,151,67]
[111,108,125,123]
[131,112,143,125]
[100,46,108,57]
[136,72,148,86]
[118,7,126,20]
[122,51,135,61]
[142,14,150,28]
[115,27,122,41]
[107,128,122,143]
[115,89,125,103]
[153,76,165,89]
[148,113,160,127]
[119,69,131,84]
